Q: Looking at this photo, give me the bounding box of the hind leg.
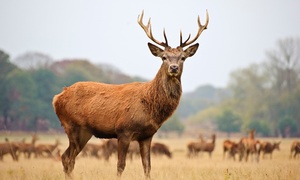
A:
[62,127,92,179]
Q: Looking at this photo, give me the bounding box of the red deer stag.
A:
[187,134,206,158]
[236,138,246,161]
[102,139,118,161]
[102,139,140,161]
[52,10,208,179]
[127,141,140,160]
[0,138,19,161]
[290,141,300,159]
[187,134,216,158]
[223,139,238,161]
[81,142,104,158]
[240,129,260,162]
[35,139,61,158]
[151,142,172,158]
[258,141,280,159]
[18,134,38,159]
[200,134,216,158]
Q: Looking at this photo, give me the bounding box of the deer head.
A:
[138,10,209,77]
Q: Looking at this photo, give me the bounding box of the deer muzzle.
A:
[169,65,179,75]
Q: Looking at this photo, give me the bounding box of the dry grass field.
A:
[0,133,299,180]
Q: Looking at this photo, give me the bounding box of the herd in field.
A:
[0,134,61,161]
[0,130,299,162]
[0,134,172,162]
[187,130,300,162]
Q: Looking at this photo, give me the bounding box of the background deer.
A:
[290,140,300,159]
[223,139,238,161]
[52,10,208,179]
[0,138,19,161]
[18,134,38,159]
[151,142,172,158]
[187,134,216,158]
[240,129,260,162]
[81,142,104,159]
[102,139,118,161]
[187,135,206,158]
[258,141,280,159]
[102,139,141,161]
[35,139,61,158]
[199,134,216,158]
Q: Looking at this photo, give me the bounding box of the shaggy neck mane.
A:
[143,65,182,125]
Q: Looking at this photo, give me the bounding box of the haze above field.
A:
[1,0,300,91]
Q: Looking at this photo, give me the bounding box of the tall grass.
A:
[0,133,299,180]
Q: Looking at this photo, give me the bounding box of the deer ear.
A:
[148,43,163,57]
[184,43,199,57]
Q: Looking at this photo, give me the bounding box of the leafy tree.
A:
[264,37,300,135]
[229,64,269,123]
[247,119,270,136]
[0,50,17,80]
[59,66,93,87]
[0,50,18,130]
[5,69,37,130]
[278,116,298,137]
[178,85,231,119]
[216,109,242,137]
[13,52,53,70]
[52,60,107,87]
[160,114,184,135]
[225,38,300,136]
[30,68,60,129]
[188,106,221,125]
[265,38,300,95]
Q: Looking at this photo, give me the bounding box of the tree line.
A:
[1,37,300,137]
[0,51,139,131]
[188,37,300,137]
[0,50,184,133]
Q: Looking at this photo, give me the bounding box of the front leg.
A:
[139,136,153,179]
[117,138,130,177]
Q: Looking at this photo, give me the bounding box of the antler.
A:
[137,10,169,48]
[180,10,209,48]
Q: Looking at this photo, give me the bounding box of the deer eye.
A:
[162,56,167,61]
[181,56,186,61]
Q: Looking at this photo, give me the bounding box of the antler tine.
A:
[180,30,191,47]
[138,10,169,48]
[163,29,168,47]
[180,10,209,48]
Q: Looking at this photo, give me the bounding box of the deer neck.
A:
[145,66,182,124]
[152,65,182,97]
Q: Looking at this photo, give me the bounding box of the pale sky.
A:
[1,0,300,92]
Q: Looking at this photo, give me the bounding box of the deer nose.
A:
[170,65,179,72]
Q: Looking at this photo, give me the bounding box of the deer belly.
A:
[86,120,117,139]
